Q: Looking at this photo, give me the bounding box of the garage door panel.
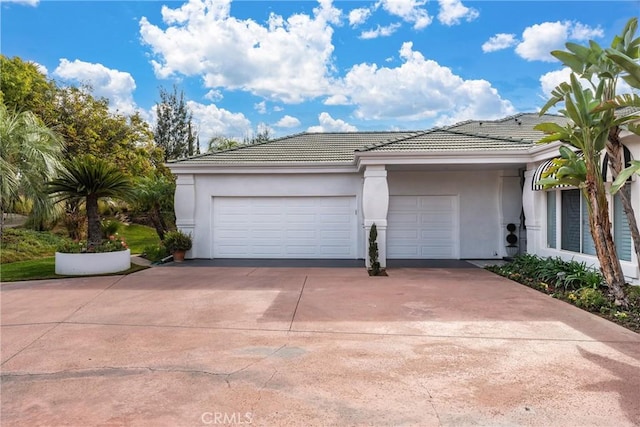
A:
[388,195,458,259]
[213,196,356,259]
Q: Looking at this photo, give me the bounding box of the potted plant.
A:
[163,230,192,262]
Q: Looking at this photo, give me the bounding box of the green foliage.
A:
[47,155,133,247]
[119,223,160,254]
[0,105,64,231]
[101,219,121,236]
[368,223,381,276]
[573,288,608,311]
[130,173,175,240]
[56,234,128,253]
[1,228,69,263]
[488,254,603,292]
[0,257,148,282]
[154,85,197,161]
[163,230,192,252]
[142,243,170,262]
[0,55,56,117]
[207,135,243,152]
[0,257,57,281]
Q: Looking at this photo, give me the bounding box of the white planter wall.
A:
[55,249,131,275]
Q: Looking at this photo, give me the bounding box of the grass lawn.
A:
[118,223,160,254]
[1,222,159,282]
[0,258,148,282]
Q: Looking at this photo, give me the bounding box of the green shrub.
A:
[101,219,121,237]
[574,288,608,311]
[142,243,170,262]
[56,234,128,253]
[163,230,192,252]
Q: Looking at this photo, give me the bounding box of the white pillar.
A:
[523,166,541,256]
[362,165,389,268]
[174,174,195,258]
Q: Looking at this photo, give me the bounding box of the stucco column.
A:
[522,166,540,256]
[174,174,195,258]
[362,165,389,268]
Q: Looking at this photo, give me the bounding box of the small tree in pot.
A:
[163,230,192,262]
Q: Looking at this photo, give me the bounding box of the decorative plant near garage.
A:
[163,229,192,262]
[368,223,386,276]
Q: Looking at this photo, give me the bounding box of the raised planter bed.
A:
[55,249,131,276]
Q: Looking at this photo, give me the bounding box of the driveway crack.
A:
[289,276,308,331]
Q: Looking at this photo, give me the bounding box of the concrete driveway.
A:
[2,265,639,426]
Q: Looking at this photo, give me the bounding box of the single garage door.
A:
[213,196,357,258]
[387,195,458,259]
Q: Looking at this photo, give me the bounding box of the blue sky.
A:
[2,0,639,146]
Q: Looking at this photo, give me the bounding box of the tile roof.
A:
[169,113,569,165]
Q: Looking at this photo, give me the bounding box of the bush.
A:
[163,230,192,252]
[56,234,128,253]
[574,288,608,311]
[142,243,170,262]
[101,219,121,236]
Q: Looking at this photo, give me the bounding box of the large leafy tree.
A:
[0,105,63,235]
[0,55,56,119]
[47,156,133,248]
[541,17,640,263]
[154,86,198,161]
[536,74,639,306]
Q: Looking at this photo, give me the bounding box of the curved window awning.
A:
[532,145,634,191]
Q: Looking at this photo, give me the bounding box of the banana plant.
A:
[536,73,629,307]
[540,17,640,271]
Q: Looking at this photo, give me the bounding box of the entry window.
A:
[546,191,556,248]
[614,187,632,261]
[548,188,631,259]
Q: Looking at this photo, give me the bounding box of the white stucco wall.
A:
[188,172,363,259]
[387,169,522,259]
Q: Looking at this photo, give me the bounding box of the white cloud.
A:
[31,61,48,76]
[339,42,515,123]
[515,21,603,62]
[254,101,267,114]
[204,89,223,101]
[348,7,371,27]
[482,33,517,53]
[360,23,401,39]
[324,94,350,105]
[140,0,341,103]
[377,0,432,30]
[4,0,39,6]
[540,67,634,101]
[307,112,357,132]
[437,0,478,26]
[275,115,301,128]
[53,59,138,115]
[570,22,604,40]
[273,106,284,112]
[187,100,252,144]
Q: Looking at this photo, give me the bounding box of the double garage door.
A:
[212,195,458,259]
[387,195,458,259]
[213,196,357,258]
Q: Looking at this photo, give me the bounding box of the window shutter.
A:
[547,192,556,248]
[614,190,632,262]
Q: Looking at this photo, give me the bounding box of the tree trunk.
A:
[584,177,628,307]
[86,194,102,249]
[606,128,640,262]
[150,208,165,241]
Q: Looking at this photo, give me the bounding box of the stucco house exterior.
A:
[168,112,640,284]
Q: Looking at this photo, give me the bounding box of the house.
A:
[167,112,640,284]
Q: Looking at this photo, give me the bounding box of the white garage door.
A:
[387,195,458,259]
[213,196,357,258]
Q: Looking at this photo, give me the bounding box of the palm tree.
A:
[131,173,175,240]
[47,156,133,248]
[0,105,63,235]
